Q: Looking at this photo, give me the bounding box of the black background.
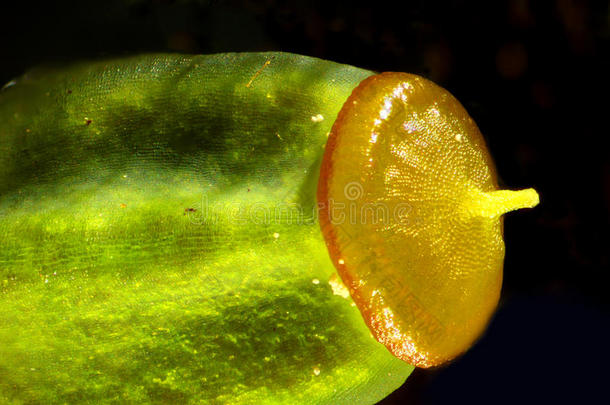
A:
[1,1,608,404]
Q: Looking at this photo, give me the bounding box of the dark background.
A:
[1,1,608,404]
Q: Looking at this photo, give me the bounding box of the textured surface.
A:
[0,53,413,404]
[318,72,538,367]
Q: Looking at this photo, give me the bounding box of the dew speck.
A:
[428,107,440,116]
[311,114,324,123]
[329,273,350,299]
[1,80,16,91]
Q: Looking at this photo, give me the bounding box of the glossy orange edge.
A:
[317,72,426,366]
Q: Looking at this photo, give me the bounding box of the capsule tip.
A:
[467,188,539,219]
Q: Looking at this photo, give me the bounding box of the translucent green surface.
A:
[0,53,413,404]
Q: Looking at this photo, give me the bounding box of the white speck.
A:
[311,114,324,123]
[403,120,418,133]
[2,80,17,90]
[455,134,463,142]
[338,259,345,265]
[392,87,404,98]
[313,367,321,376]
[122,174,128,178]
[370,133,378,143]
[273,232,280,239]
[379,98,392,119]
[312,278,320,285]
[328,273,350,299]
[44,278,49,284]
